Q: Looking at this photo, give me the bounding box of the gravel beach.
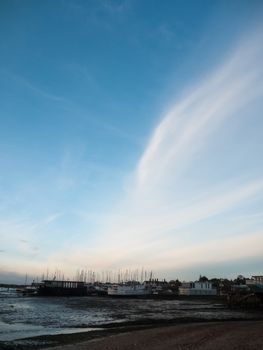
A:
[43,320,263,350]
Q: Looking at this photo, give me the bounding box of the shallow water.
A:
[0,287,256,341]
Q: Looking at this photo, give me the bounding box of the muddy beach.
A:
[42,320,263,350]
[1,319,263,350]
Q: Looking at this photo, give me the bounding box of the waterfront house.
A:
[179,281,217,296]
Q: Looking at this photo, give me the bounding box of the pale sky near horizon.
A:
[1,0,263,283]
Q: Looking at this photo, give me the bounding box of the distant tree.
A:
[210,278,220,288]
[234,275,246,285]
[199,275,209,282]
[218,278,233,294]
[168,279,181,291]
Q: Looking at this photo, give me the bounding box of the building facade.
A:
[179,281,217,296]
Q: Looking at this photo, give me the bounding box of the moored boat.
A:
[37,280,87,296]
[16,285,38,296]
[107,283,151,297]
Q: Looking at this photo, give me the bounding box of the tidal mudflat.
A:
[0,288,262,349]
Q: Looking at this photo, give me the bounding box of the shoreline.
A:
[1,317,263,350]
[44,319,263,350]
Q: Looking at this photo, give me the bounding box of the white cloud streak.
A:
[82,30,263,274]
[2,71,66,103]
[137,35,263,189]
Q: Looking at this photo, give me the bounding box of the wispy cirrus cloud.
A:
[5,30,263,280]
[100,0,132,15]
[1,70,66,103]
[1,68,139,146]
[44,212,62,225]
[136,34,263,189]
[73,30,263,276]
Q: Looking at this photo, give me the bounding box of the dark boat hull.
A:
[37,286,87,296]
[247,284,263,302]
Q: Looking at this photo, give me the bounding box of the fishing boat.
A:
[107,283,151,297]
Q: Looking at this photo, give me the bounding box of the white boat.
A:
[107,283,151,297]
[16,285,38,296]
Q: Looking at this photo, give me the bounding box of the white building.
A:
[179,281,217,296]
[246,276,263,292]
[248,276,263,284]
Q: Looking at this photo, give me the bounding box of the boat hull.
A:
[108,284,151,297]
[247,284,263,300]
[37,286,87,297]
[37,280,87,297]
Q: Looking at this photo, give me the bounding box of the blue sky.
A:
[1,0,263,283]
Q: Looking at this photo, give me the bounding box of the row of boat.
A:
[17,280,153,297]
[16,276,263,299]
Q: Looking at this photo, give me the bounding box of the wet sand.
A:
[43,320,263,350]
